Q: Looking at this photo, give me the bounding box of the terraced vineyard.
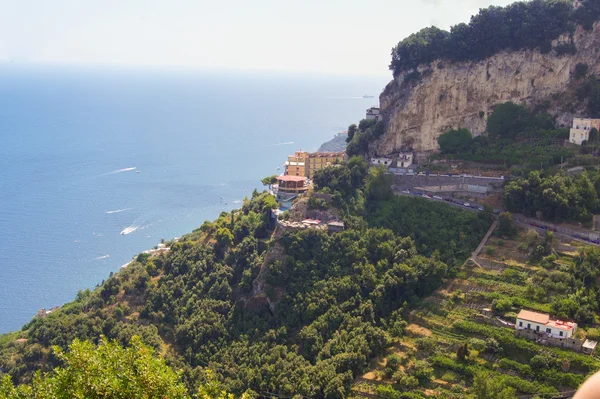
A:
[352,227,600,398]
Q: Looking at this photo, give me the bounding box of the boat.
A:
[362,95,374,98]
[136,170,140,174]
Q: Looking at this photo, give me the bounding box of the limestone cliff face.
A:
[377,23,600,159]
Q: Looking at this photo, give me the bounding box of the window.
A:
[527,323,531,329]
[519,321,523,327]
[559,331,563,337]
[546,328,551,333]
[536,325,540,332]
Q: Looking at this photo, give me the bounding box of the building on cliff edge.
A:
[569,118,600,145]
[284,150,344,179]
[365,107,382,122]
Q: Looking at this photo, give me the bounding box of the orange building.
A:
[285,150,344,179]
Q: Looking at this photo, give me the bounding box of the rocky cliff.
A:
[376,22,600,159]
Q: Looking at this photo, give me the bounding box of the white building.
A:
[366,107,382,121]
[516,310,577,339]
[569,117,600,145]
[371,157,392,167]
[397,152,414,168]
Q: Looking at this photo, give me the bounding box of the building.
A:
[306,152,344,178]
[285,150,345,179]
[371,157,393,167]
[516,310,577,339]
[569,117,600,145]
[397,152,414,168]
[285,151,307,177]
[366,107,382,121]
[274,175,309,207]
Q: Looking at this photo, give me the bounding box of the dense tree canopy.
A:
[503,170,600,222]
[438,128,473,153]
[390,0,584,74]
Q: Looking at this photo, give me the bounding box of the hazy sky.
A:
[0,0,515,76]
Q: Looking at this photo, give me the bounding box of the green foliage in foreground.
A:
[0,337,190,399]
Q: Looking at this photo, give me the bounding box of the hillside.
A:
[375,4,600,159]
[0,160,492,398]
[354,223,600,398]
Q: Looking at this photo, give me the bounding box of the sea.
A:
[0,65,388,333]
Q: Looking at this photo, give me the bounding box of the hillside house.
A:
[371,157,393,167]
[397,152,414,168]
[516,310,577,339]
[569,117,600,145]
[366,107,382,121]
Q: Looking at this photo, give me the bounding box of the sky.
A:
[0,0,515,76]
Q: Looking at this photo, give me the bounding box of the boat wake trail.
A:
[100,167,136,177]
[95,254,110,260]
[271,141,294,146]
[105,208,131,214]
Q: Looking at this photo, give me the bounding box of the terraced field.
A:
[352,228,600,399]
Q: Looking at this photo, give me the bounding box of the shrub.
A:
[492,298,513,313]
[376,385,402,399]
[415,337,437,353]
[307,196,328,211]
[485,338,501,354]
[575,63,589,79]
[441,371,458,383]
[468,338,487,351]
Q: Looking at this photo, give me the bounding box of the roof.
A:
[302,219,321,225]
[517,310,550,324]
[308,152,344,158]
[277,175,306,182]
[583,339,598,350]
[546,319,577,331]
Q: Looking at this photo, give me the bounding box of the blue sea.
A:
[0,65,388,333]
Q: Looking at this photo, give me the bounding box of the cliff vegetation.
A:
[390,0,599,75]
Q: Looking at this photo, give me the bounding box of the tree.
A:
[261,175,278,188]
[487,102,534,140]
[0,337,189,399]
[590,128,599,143]
[498,212,517,238]
[438,128,472,153]
[365,165,393,203]
[346,124,357,143]
[456,342,470,360]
